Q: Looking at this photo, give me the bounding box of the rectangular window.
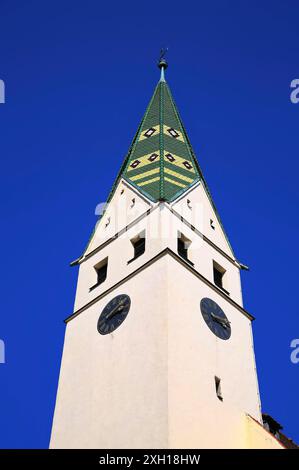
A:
[177,232,193,265]
[215,376,223,401]
[97,263,108,284]
[178,237,188,260]
[90,258,108,291]
[213,265,224,288]
[213,260,227,289]
[133,237,145,259]
[128,232,146,263]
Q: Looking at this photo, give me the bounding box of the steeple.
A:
[118,59,202,202]
[51,57,287,451]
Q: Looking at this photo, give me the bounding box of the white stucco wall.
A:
[51,257,169,449]
[166,255,261,448]
[171,182,235,258]
[85,180,153,255]
[50,180,270,449]
[51,252,262,449]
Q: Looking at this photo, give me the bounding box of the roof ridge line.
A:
[159,81,165,199]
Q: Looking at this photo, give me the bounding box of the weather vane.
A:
[158,47,169,70]
[159,47,168,61]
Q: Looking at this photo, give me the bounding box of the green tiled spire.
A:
[120,60,201,202]
[80,60,236,260]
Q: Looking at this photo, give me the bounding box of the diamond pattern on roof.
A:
[119,78,200,201]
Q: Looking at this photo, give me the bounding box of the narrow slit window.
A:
[177,232,192,264]
[97,263,108,284]
[215,376,223,401]
[128,232,146,263]
[214,267,223,288]
[178,237,188,260]
[213,261,225,289]
[133,237,145,259]
[90,258,108,291]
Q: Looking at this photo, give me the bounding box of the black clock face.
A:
[200,297,231,340]
[97,294,131,335]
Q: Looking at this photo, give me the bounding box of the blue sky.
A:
[0,0,298,448]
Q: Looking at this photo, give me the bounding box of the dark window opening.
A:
[90,259,108,291]
[133,237,145,259]
[128,233,146,264]
[215,376,223,401]
[177,233,194,266]
[213,261,228,294]
[97,264,107,284]
[213,265,224,289]
[178,237,188,260]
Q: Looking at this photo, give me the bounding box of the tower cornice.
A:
[65,247,254,324]
[71,196,244,270]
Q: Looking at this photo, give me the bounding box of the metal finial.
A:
[158,47,168,70]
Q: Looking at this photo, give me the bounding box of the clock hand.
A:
[210,312,230,329]
[105,300,126,320]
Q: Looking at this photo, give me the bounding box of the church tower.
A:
[50,59,284,449]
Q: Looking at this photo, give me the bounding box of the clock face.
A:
[200,297,231,340]
[97,294,131,335]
